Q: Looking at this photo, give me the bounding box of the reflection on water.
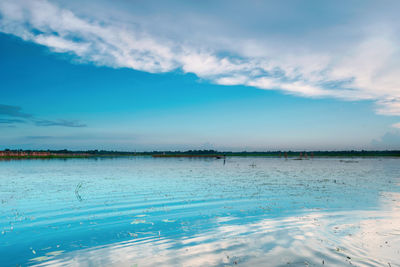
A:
[0,157,399,266]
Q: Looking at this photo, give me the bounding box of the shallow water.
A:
[1,157,400,266]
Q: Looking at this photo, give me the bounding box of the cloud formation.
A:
[371,131,400,149]
[25,135,53,139]
[392,123,400,129]
[0,103,86,128]
[1,0,400,119]
[0,118,26,124]
[35,119,86,127]
[0,104,32,118]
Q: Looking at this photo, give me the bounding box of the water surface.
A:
[1,157,399,266]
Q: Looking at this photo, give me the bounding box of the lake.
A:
[1,157,399,266]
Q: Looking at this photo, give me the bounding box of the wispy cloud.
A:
[0,118,27,124]
[0,103,86,128]
[0,104,32,118]
[392,122,400,129]
[35,119,86,127]
[25,135,53,139]
[371,131,400,149]
[1,0,400,118]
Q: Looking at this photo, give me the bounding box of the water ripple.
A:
[0,157,399,266]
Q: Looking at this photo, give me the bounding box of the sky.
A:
[1,0,400,151]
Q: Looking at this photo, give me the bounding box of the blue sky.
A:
[1,0,400,150]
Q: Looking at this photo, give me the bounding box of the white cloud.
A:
[216,75,248,86]
[1,0,400,117]
[376,98,400,116]
[392,122,400,129]
[34,35,90,55]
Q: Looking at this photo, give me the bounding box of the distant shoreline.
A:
[1,150,399,159]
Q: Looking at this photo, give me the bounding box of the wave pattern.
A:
[0,157,400,266]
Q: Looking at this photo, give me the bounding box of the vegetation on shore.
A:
[1,149,400,159]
